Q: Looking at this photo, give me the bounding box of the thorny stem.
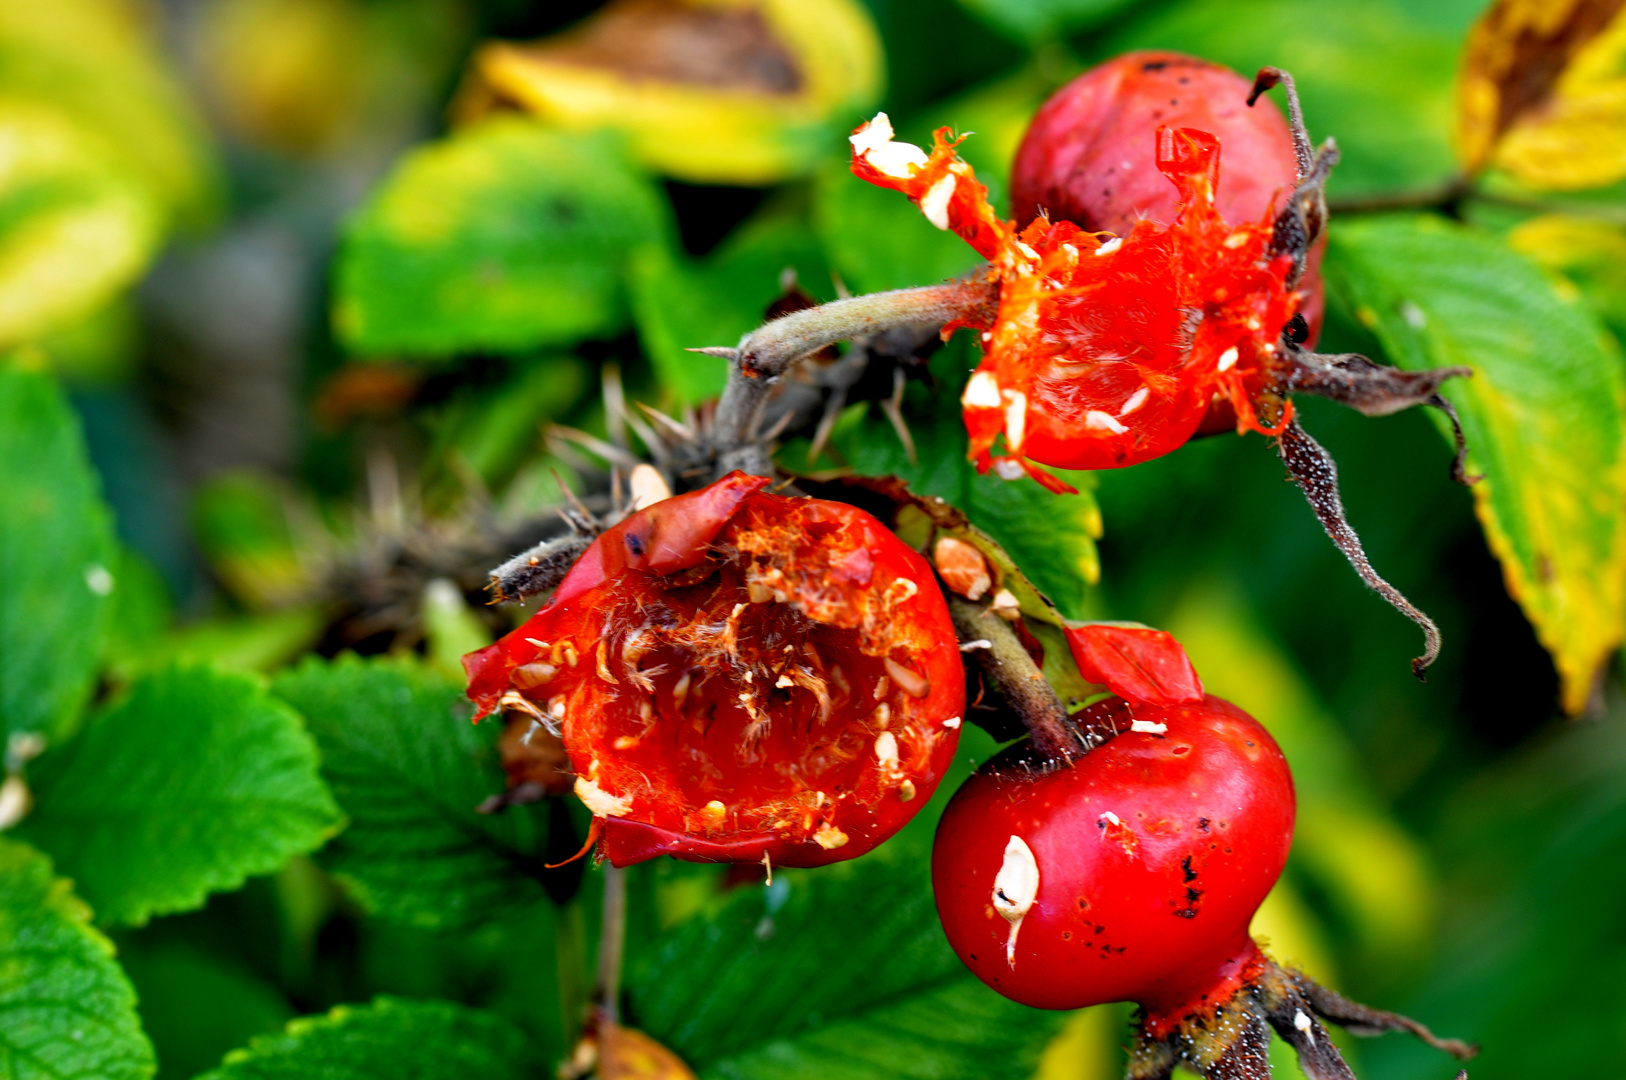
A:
[594,862,628,1024]
[1277,420,1441,679]
[947,595,1082,761]
[706,278,999,478]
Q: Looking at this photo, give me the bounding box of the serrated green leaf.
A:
[197,997,535,1080]
[629,821,1064,1080]
[0,362,116,744]
[0,837,155,1080]
[270,656,551,930]
[1326,214,1626,715]
[1101,0,1459,197]
[15,663,342,927]
[631,212,830,406]
[334,119,667,358]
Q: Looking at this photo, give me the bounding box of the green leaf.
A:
[15,663,343,927]
[631,212,831,406]
[334,119,668,358]
[196,997,535,1080]
[0,837,155,1080]
[0,362,117,744]
[952,0,1133,45]
[116,940,292,1080]
[1325,214,1626,715]
[1101,0,1459,197]
[629,818,1065,1080]
[270,656,552,930]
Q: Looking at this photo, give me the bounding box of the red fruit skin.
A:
[465,472,965,869]
[1011,50,1324,345]
[931,695,1293,1020]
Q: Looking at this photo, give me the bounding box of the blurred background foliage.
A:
[3,0,1626,1078]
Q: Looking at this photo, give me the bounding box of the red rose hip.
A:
[465,472,965,868]
[1011,50,1325,344]
[931,694,1293,1017]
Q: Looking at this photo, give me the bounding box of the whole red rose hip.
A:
[1010,50,1325,345]
[465,472,965,868]
[931,694,1292,1017]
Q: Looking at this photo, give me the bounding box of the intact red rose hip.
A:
[932,694,1292,1015]
[464,472,964,868]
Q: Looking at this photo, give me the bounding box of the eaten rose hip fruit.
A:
[932,694,1292,1015]
[932,693,1475,1077]
[1010,51,1325,345]
[464,472,965,868]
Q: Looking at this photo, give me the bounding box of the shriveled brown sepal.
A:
[1131,952,1476,1080]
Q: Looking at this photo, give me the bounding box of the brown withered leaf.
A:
[1458,0,1626,187]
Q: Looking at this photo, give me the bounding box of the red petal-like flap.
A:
[1064,624,1204,707]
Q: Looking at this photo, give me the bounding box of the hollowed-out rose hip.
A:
[464,472,965,868]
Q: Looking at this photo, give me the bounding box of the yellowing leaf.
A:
[1166,582,1437,972]
[0,103,161,346]
[1329,215,1626,715]
[1457,0,1626,188]
[0,0,219,224]
[463,0,882,185]
[1508,213,1626,334]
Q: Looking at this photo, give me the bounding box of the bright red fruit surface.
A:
[931,695,1293,1022]
[1010,50,1325,345]
[851,117,1299,487]
[465,472,965,868]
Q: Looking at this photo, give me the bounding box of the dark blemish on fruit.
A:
[1152,110,1165,121]
[1174,908,1197,919]
[626,533,645,557]
[1246,741,1255,748]
[1172,745,1190,756]
[1078,898,1090,909]
[1062,931,1072,940]
[1142,60,1169,71]
[1186,886,1202,904]
[1198,817,1210,832]
[969,953,977,961]
[1095,925,1106,934]
[1182,855,1197,882]
[1179,76,1191,84]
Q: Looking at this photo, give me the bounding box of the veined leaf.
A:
[1326,214,1626,715]
[628,824,1065,1080]
[0,362,116,744]
[196,997,535,1080]
[1458,0,1626,189]
[1507,214,1626,337]
[271,656,553,930]
[15,663,343,927]
[334,120,667,358]
[0,837,155,1080]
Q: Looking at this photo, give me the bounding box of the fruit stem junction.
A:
[947,594,1084,761]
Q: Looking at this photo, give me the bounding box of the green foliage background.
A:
[2,1,1625,1079]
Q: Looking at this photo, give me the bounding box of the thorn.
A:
[637,402,697,442]
[688,346,740,360]
[807,385,847,466]
[880,366,918,464]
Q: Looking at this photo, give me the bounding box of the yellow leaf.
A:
[0,103,160,346]
[0,0,219,223]
[1457,0,1626,188]
[463,0,882,185]
[1508,213,1626,331]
